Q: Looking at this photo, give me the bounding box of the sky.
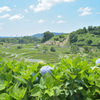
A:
[0,0,100,36]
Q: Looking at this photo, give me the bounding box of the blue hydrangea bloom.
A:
[95,59,100,65]
[40,66,53,75]
[32,73,38,82]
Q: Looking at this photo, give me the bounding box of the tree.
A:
[83,27,87,33]
[88,26,93,31]
[83,46,91,53]
[17,46,22,49]
[50,47,56,52]
[97,43,100,49]
[41,31,54,42]
[87,39,92,45]
[71,45,79,54]
[69,33,78,43]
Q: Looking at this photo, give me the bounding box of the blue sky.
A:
[0,0,100,36]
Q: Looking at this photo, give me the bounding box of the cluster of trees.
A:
[54,35,66,42]
[41,31,54,42]
[0,36,41,44]
[0,31,55,44]
[69,26,100,46]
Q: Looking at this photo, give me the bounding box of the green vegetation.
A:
[50,47,56,52]
[0,56,100,100]
[41,31,54,42]
[0,36,41,44]
[0,25,100,64]
[69,26,100,46]
[0,25,100,99]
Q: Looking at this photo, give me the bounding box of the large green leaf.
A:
[32,72,40,83]
[0,84,5,91]
[45,75,55,89]
[45,89,54,97]
[0,93,11,100]
[9,83,27,100]
[68,72,77,80]
[13,75,27,84]
[95,78,100,88]
[31,85,41,97]
[72,56,81,68]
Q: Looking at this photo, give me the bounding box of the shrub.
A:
[83,46,91,53]
[71,45,79,54]
[17,46,22,49]
[97,43,100,49]
[50,47,56,52]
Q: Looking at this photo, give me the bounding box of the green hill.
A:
[68,26,100,46]
[44,26,100,47]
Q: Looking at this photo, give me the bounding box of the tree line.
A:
[0,36,41,44]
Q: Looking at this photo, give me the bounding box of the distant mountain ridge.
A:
[0,32,66,38]
[31,32,66,38]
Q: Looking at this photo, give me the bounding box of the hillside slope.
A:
[44,34,69,46]
[69,26,100,46]
[44,26,100,47]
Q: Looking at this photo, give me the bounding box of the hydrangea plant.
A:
[40,66,53,75]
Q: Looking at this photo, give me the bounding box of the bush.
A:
[54,38,59,41]
[17,46,22,49]
[71,45,79,54]
[50,47,56,52]
[43,46,48,51]
[0,42,3,45]
[87,39,92,45]
[83,46,91,53]
[97,43,100,49]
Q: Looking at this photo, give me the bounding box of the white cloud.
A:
[0,14,10,18]
[24,9,28,13]
[38,19,44,23]
[96,12,100,14]
[30,0,75,12]
[57,20,65,23]
[77,7,92,16]
[29,5,34,10]
[14,5,16,7]
[0,6,11,13]
[9,14,24,21]
[57,15,62,18]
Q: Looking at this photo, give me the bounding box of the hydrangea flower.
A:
[32,73,38,82]
[95,58,100,67]
[40,66,53,75]
[95,59,100,65]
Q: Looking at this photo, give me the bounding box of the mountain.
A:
[0,36,10,38]
[31,34,43,38]
[31,32,66,38]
